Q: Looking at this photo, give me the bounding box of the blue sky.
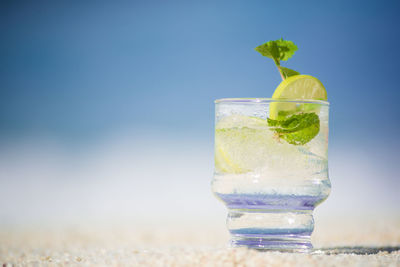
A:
[1,0,400,144]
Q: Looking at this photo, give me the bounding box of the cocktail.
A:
[212,39,331,252]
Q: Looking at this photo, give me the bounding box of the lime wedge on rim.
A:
[270,75,327,120]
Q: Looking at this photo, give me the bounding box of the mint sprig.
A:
[255,39,321,145]
[254,39,298,80]
[267,113,320,145]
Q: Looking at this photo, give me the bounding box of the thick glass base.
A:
[231,234,312,252]
[213,192,330,252]
[227,209,314,252]
[217,193,319,252]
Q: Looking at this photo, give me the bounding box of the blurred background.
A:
[0,0,399,229]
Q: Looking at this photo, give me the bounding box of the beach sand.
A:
[1,218,399,266]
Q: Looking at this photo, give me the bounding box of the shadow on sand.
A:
[313,246,400,255]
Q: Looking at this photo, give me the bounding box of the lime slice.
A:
[215,115,273,174]
[215,127,272,174]
[270,75,327,120]
[215,115,312,173]
[215,140,247,173]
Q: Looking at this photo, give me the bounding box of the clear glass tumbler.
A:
[212,98,330,252]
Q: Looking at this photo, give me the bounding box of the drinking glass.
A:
[212,98,330,252]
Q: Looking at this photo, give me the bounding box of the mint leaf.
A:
[254,41,280,62]
[267,113,320,145]
[254,38,298,80]
[254,39,298,62]
[281,67,299,79]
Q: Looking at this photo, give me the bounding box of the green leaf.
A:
[254,41,280,62]
[280,67,300,79]
[254,39,298,63]
[267,113,320,145]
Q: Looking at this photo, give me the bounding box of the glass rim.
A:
[215,98,329,105]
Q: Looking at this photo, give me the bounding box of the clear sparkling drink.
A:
[212,98,330,252]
